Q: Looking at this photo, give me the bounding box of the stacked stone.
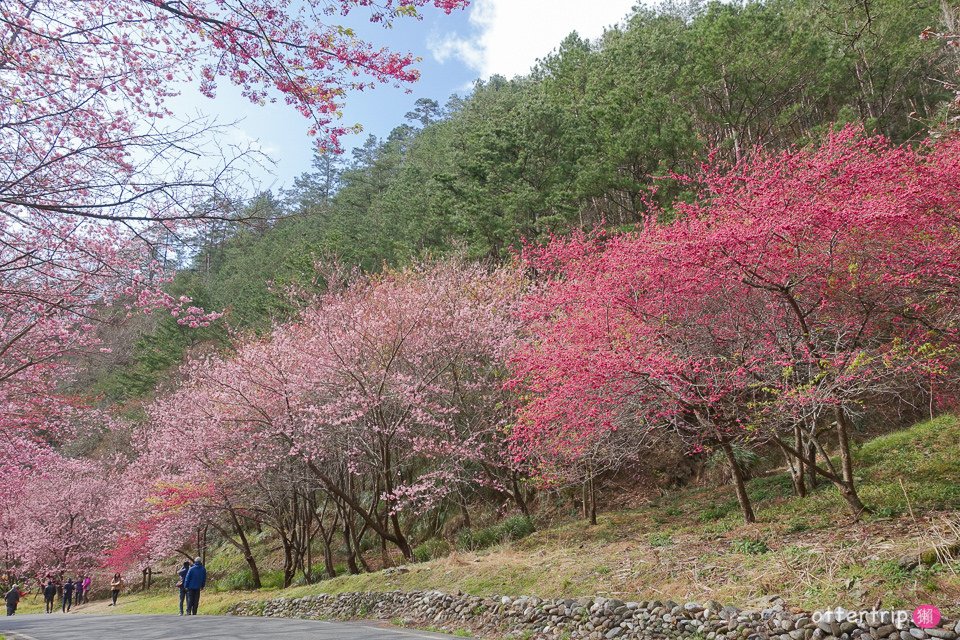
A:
[227,590,959,640]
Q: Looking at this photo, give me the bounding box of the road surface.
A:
[0,614,469,640]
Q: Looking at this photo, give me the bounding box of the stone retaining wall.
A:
[227,589,959,640]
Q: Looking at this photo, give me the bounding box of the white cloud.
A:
[430,0,634,79]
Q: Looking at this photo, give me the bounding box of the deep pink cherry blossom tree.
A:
[510,128,960,522]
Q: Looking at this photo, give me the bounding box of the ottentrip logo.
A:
[913,605,941,629]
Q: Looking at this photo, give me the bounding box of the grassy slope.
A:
[65,415,960,617]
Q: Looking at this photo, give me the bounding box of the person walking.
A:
[182,557,206,615]
[43,579,57,613]
[61,578,75,613]
[176,561,190,616]
[4,583,21,616]
[108,573,123,606]
[73,575,83,607]
[81,575,91,603]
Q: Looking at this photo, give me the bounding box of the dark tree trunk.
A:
[793,424,807,497]
[834,407,868,517]
[588,475,597,526]
[720,441,756,523]
[226,503,263,589]
[805,438,818,491]
[511,473,530,517]
[342,521,360,575]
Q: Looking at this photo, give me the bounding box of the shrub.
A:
[500,515,536,539]
[456,516,535,551]
[748,474,794,502]
[731,537,770,555]
[872,506,901,519]
[698,502,736,522]
[785,519,810,534]
[215,568,258,591]
[648,532,673,547]
[413,538,451,563]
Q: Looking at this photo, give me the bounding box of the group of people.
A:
[40,574,93,613]
[3,558,206,617]
[176,557,207,616]
[5,574,93,616]
[3,572,125,616]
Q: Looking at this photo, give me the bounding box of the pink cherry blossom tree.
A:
[129,260,524,577]
[1,0,467,578]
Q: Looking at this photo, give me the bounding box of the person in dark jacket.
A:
[176,561,190,615]
[5,584,21,616]
[182,557,207,615]
[73,576,83,607]
[61,578,75,612]
[43,579,57,613]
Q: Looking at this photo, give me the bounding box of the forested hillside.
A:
[94,0,953,403]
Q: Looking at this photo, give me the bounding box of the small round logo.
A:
[913,605,941,629]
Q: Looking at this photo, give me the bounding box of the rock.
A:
[819,620,841,636]
[927,630,957,640]
[722,606,742,621]
[605,628,623,639]
[910,630,929,640]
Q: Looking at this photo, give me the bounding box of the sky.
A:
[173,0,638,193]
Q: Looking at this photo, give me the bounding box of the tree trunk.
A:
[778,431,805,498]
[805,437,818,491]
[342,521,360,575]
[772,431,868,518]
[834,407,868,517]
[228,503,263,589]
[511,473,530,517]
[588,475,597,526]
[720,441,756,523]
[581,482,589,521]
[306,460,413,560]
[793,424,807,497]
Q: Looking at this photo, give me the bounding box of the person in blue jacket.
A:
[176,561,190,615]
[182,557,207,615]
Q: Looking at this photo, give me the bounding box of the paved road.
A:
[0,614,469,640]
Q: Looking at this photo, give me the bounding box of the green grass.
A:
[730,537,770,555]
[456,516,535,551]
[80,415,960,619]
